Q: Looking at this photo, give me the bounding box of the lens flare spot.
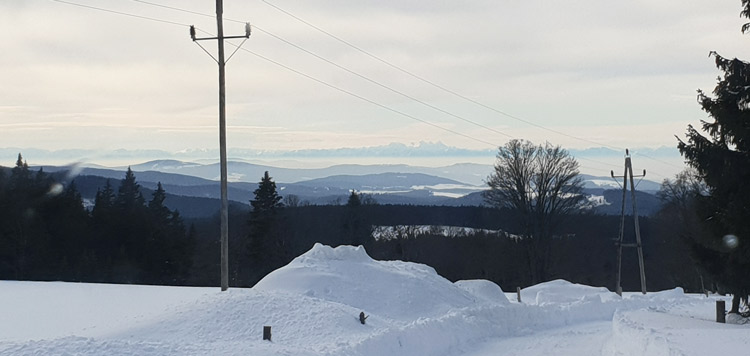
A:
[723,234,739,249]
[47,183,64,197]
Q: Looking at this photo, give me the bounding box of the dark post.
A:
[614,160,628,296]
[717,300,726,323]
[628,158,647,295]
[215,0,229,293]
[516,287,522,303]
[263,326,272,340]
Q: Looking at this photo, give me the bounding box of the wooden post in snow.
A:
[716,300,726,323]
[516,287,522,303]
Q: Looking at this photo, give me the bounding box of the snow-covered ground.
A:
[371,225,517,241]
[1,244,747,356]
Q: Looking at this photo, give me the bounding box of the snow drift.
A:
[520,279,620,306]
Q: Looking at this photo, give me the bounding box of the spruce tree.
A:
[247,171,284,281]
[145,182,191,284]
[117,167,145,212]
[92,180,115,222]
[11,153,29,181]
[110,168,147,283]
[347,191,362,207]
[148,182,170,221]
[41,181,91,281]
[343,190,369,246]
[250,171,284,218]
[248,171,284,239]
[678,3,750,314]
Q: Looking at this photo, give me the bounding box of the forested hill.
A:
[20,164,664,217]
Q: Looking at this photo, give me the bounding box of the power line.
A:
[251,26,514,139]
[131,0,214,20]
[228,45,625,174]
[259,1,604,145]
[52,0,189,27]
[126,1,626,172]
[129,0,514,140]
[232,44,502,148]
[49,0,642,176]
[259,0,685,172]
[52,0,501,149]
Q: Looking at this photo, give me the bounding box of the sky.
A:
[1,0,749,176]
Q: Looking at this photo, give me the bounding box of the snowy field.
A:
[1,244,748,356]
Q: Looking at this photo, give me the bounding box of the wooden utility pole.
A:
[190,0,250,291]
[611,149,647,296]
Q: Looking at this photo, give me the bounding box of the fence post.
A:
[263,326,272,341]
[716,300,726,323]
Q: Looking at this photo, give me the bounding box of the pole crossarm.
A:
[190,23,250,42]
[611,170,646,179]
[192,34,251,41]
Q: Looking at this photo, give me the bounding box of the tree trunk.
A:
[730,294,741,314]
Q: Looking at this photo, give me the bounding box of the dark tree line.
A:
[0,154,194,284]
[1,156,702,293]
[181,168,698,292]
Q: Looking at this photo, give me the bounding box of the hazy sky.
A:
[2,1,749,163]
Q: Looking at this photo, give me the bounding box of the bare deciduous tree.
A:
[657,168,708,216]
[484,139,587,284]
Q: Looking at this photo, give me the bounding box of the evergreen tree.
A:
[0,154,94,280]
[109,168,148,283]
[678,3,750,314]
[11,153,30,182]
[117,167,145,212]
[41,181,91,281]
[347,191,362,207]
[148,182,170,221]
[92,180,115,222]
[250,171,284,217]
[6,154,47,279]
[248,171,284,237]
[679,54,750,314]
[247,171,284,282]
[144,182,192,284]
[343,190,369,246]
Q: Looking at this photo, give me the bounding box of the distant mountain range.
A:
[1,142,681,165]
[126,159,492,186]
[0,142,495,164]
[28,159,665,218]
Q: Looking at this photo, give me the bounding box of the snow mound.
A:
[292,243,372,263]
[521,279,619,306]
[644,287,685,300]
[454,280,509,305]
[254,243,475,320]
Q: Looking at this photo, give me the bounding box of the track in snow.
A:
[462,321,612,356]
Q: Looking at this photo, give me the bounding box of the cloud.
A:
[0,0,746,155]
